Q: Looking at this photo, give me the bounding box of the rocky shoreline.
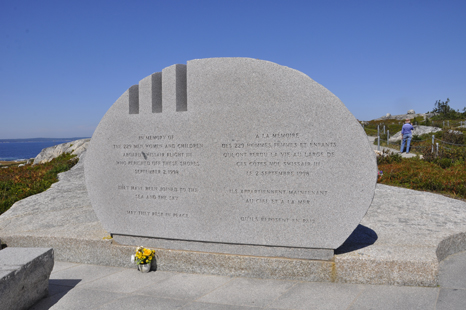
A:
[32,138,89,165]
[0,138,90,168]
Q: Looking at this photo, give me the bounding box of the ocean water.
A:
[0,138,88,161]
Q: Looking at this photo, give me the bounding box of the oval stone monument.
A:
[85,58,377,260]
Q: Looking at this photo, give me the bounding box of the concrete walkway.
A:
[30,251,466,310]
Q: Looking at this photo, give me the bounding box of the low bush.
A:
[378,157,466,199]
[377,150,402,165]
[442,130,465,145]
[0,153,78,215]
[415,139,466,165]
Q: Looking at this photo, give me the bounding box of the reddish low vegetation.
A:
[378,158,466,199]
[0,153,78,215]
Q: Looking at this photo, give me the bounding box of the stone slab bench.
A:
[0,248,54,310]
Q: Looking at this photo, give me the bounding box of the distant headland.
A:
[0,137,90,143]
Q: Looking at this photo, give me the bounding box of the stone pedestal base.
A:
[113,234,334,261]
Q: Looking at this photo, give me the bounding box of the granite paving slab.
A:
[439,249,466,289]
[182,302,262,310]
[436,289,466,310]
[79,268,175,294]
[32,288,128,310]
[270,282,365,310]
[136,272,232,300]
[49,261,80,273]
[30,258,466,309]
[97,295,189,310]
[49,264,126,287]
[195,277,297,308]
[347,285,438,310]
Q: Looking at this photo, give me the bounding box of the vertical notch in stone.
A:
[162,64,187,112]
[139,72,162,114]
[128,85,139,114]
[152,72,162,113]
[176,64,187,111]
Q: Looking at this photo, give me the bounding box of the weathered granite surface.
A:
[33,138,90,165]
[389,125,442,142]
[337,185,466,286]
[2,151,466,286]
[1,153,108,241]
[0,247,54,310]
[85,58,377,257]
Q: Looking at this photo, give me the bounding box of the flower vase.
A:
[138,263,151,273]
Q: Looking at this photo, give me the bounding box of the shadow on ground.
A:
[30,279,81,310]
[335,224,378,255]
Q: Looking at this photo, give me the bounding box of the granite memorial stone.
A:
[85,58,377,260]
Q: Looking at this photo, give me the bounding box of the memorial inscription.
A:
[85,58,377,260]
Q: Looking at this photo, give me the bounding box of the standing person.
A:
[400,119,414,153]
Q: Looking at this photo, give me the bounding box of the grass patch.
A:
[364,127,378,136]
[0,153,78,215]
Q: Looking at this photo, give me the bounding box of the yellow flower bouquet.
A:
[132,246,155,265]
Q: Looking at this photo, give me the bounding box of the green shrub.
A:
[422,117,432,126]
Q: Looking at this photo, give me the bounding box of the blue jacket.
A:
[401,123,414,135]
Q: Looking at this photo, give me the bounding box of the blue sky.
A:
[1,0,465,139]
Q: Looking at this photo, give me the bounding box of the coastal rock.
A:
[389,125,442,143]
[33,139,90,165]
[372,112,436,122]
[407,109,415,114]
